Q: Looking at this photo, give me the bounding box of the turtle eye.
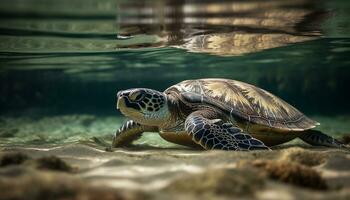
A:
[129,91,144,102]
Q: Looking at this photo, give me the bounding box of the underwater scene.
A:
[0,0,350,199]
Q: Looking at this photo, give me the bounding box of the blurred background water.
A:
[0,0,350,147]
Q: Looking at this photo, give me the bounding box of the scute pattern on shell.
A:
[166,79,318,131]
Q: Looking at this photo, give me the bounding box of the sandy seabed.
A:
[1,144,350,200]
[0,114,350,200]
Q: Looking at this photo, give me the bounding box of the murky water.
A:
[0,0,350,147]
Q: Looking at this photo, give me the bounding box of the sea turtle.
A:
[113,78,345,150]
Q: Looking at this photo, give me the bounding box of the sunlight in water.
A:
[0,0,350,199]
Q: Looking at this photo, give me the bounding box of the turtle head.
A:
[116,88,170,126]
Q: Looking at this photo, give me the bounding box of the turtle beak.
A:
[116,91,125,110]
[116,98,124,110]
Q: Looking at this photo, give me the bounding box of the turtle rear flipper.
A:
[299,130,347,148]
[185,111,270,151]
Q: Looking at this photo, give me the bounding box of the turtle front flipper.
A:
[112,120,158,147]
[184,111,270,151]
[299,130,347,148]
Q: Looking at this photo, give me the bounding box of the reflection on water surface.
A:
[117,0,326,55]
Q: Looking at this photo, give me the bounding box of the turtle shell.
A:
[165,78,318,131]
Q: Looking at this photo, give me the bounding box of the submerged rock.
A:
[0,153,74,172]
[0,167,146,200]
[279,148,327,166]
[27,156,75,172]
[164,168,265,197]
[249,160,328,190]
[0,152,29,167]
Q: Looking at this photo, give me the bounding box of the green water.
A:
[0,0,350,147]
